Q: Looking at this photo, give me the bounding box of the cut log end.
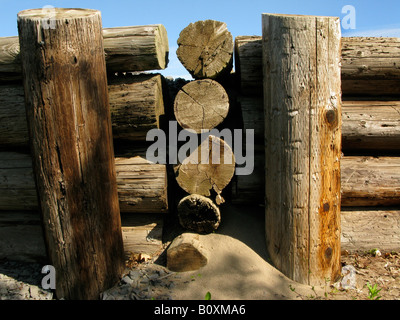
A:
[174,135,235,200]
[177,20,233,79]
[174,79,229,132]
[167,233,208,272]
[177,194,221,234]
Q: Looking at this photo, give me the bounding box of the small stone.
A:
[121,275,134,286]
[129,270,141,281]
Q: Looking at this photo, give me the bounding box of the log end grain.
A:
[167,233,208,272]
[174,135,235,202]
[177,20,233,79]
[174,79,229,132]
[177,194,221,234]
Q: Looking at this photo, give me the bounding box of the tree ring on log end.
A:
[177,194,221,234]
[176,20,233,79]
[174,79,229,132]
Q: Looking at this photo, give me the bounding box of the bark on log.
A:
[0,73,166,148]
[167,233,208,272]
[342,100,400,151]
[174,79,230,132]
[235,36,400,96]
[0,24,169,82]
[263,14,342,286]
[18,8,124,300]
[177,194,221,234]
[341,156,400,207]
[177,20,233,79]
[174,135,235,204]
[0,151,168,213]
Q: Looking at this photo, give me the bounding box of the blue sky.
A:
[1,0,399,78]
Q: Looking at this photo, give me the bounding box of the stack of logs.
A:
[234,35,400,252]
[167,20,237,272]
[0,23,170,262]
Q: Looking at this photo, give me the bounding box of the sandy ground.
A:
[1,203,398,300]
[154,203,399,300]
[160,204,327,300]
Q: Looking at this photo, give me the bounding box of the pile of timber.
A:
[235,32,400,252]
[0,18,170,267]
[166,20,236,272]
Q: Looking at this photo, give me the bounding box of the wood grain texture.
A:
[263,14,342,286]
[0,24,169,82]
[103,24,169,72]
[174,135,235,204]
[18,8,124,300]
[235,35,400,96]
[342,100,400,151]
[177,194,221,234]
[177,20,233,79]
[174,79,229,132]
[108,73,166,141]
[341,208,400,252]
[0,73,165,148]
[341,37,400,80]
[234,36,263,95]
[167,233,208,272]
[341,156,400,207]
[0,211,164,263]
[115,155,168,213]
[0,151,168,213]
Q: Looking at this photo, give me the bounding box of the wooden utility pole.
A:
[262,14,342,285]
[18,8,124,300]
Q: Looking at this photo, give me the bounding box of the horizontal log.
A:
[235,96,400,152]
[0,73,165,148]
[341,156,400,207]
[235,36,400,96]
[233,153,400,207]
[4,206,399,263]
[341,37,400,80]
[0,25,169,82]
[0,211,164,263]
[341,208,400,252]
[0,152,168,213]
[342,100,400,151]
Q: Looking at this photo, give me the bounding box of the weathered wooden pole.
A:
[262,14,342,285]
[18,8,125,299]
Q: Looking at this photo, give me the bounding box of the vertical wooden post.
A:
[18,8,125,299]
[262,14,342,285]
